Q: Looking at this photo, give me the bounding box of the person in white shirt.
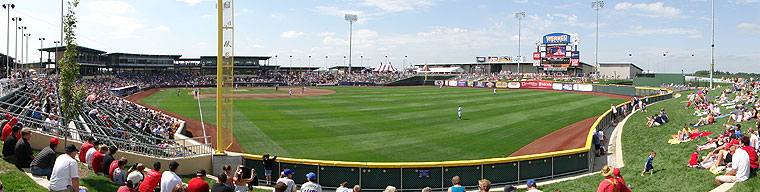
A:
[160,161,182,192]
[49,144,89,192]
[85,141,101,168]
[300,172,321,192]
[715,144,750,184]
[458,106,462,120]
[276,169,297,192]
[113,159,128,186]
[335,181,353,192]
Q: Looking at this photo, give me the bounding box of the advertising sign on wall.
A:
[533,52,541,60]
[552,83,564,90]
[508,82,521,88]
[434,80,444,86]
[570,58,580,66]
[448,81,457,86]
[573,84,593,92]
[457,81,467,87]
[495,82,508,88]
[474,82,487,87]
[476,57,487,63]
[520,81,553,89]
[486,82,495,88]
[543,33,572,44]
[562,83,574,91]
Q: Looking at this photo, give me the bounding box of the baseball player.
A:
[458,105,462,120]
[177,89,180,96]
[494,89,496,95]
[288,88,292,96]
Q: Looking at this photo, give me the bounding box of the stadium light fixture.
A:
[591,1,604,75]
[308,55,311,69]
[54,41,60,70]
[24,33,30,65]
[360,55,363,68]
[709,0,714,88]
[515,12,525,74]
[11,17,20,65]
[18,26,26,67]
[3,3,13,76]
[39,37,44,65]
[289,55,292,68]
[345,14,357,74]
[325,55,328,70]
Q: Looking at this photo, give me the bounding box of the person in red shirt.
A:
[597,166,617,192]
[111,157,126,181]
[79,137,96,162]
[91,146,108,173]
[1,117,18,141]
[117,180,139,192]
[740,136,759,172]
[188,169,209,192]
[613,168,631,192]
[139,162,163,192]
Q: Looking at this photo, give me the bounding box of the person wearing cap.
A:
[1,117,17,141]
[613,168,631,192]
[160,161,182,192]
[525,179,540,192]
[49,144,89,192]
[1,125,20,161]
[30,137,60,179]
[14,128,34,171]
[139,162,162,192]
[127,163,146,187]
[276,169,296,192]
[113,158,129,186]
[104,146,118,177]
[597,165,617,192]
[85,140,101,168]
[79,137,95,162]
[503,185,516,192]
[300,172,322,192]
[187,169,209,192]
[0,113,12,137]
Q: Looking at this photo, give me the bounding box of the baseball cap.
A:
[283,169,294,175]
[4,113,11,118]
[93,140,102,145]
[65,144,79,152]
[197,169,207,176]
[49,137,60,145]
[169,161,180,169]
[503,185,516,192]
[20,128,31,134]
[526,179,536,187]
[87,136,96,142]
[306,172,316,180]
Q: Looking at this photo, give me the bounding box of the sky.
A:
[3,0,760,73]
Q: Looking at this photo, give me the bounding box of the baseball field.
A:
[139,86,624,162]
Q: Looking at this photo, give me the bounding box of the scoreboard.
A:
[534,33,580,71]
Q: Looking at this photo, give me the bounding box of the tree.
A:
[59,0,85,126]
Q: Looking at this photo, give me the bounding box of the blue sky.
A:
[5,0,760,73]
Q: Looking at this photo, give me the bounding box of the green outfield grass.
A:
[535,89,760,192]
[141,87,624,162]
[198,87,287,94]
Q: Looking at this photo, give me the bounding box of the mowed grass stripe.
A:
[141,87,623,162]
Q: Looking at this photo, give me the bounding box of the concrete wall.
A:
[599,64,634,79]
[28,130,212,176]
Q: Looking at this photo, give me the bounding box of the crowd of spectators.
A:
[450,72,593,83]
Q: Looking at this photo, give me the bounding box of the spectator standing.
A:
[103,146,118,177]
[300,172,321,192]
[188,169,209,192]
[613,168,631,192]
[211,173,234,192]
[597,166,616,192]
[139,162,163,192]
[160,161,182,192]
[14,128,34,171]
[85,140,101,168]
[233,166,255,192]
[113,159,129,186]
[91,145,108,174]
[504,185,516,192]
[1,125,20,161]
[79,137,95,162]
[641,151,656,176]
[335,182,352,192]
[127,163,146,187]
[30,137,60,179]
[263,154,277,185]
[525,179,541,192]
[353,185,361,192]
[447,176,464,192]
[49,144,88,192]
[276,169,296,192]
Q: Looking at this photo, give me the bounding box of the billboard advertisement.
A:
[552,83,563,90]
[508,82,521,88]
[546,46,566,57]
[533,52,541,60]
[457,81,467,87]
[570,58,580,66]
[488,57,499,62]
[562,83,574,91]
[486,82,495,88]
[573,84,593,92]
[474,82,487,87]
[543,33,571,44]
[520,81,553,89]
[476,57,487,63]
[495,82,508,88]
[448,81,457,86]
[434,80,444,86]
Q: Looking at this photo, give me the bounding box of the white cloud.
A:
[319,32,336,37]
[177,0,203,6]
[81,1,144,39]
[614,2,681,18]
[361,0,434,13]
[513,0,529,3]
[602,26,701,38]
[322,36,349,46]
[314,6,364,16]
[153,26,170,31]
[281,30,305,38]
[737,23,760,33]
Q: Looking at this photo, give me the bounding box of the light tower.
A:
[345,14,357,74]
[591,1,604,74]
[515,12,525,74]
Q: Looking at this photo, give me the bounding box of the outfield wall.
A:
[225,85,674,191]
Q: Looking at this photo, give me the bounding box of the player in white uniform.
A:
[494,89,496,95]
[289,88,292,96]
[458,105,462,120]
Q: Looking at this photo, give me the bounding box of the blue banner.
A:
[543,33,571,44]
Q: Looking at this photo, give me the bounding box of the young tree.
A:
[59,0,85,126]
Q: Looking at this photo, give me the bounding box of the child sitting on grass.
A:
[641,151,656,176]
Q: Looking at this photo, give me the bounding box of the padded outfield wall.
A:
[228,82,674,191]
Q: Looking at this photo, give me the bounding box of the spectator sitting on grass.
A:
[160,161,182,192]
[85,140,101,168]
[14,128,34,171]
[2,125,20,161]
[127,163,145,187]
[117,180,138,192]
[104,146,118,177]
[716,143,750,184]
[30,137,59,179]
[113,159,129,186]
[212,173,233,192]
[91,145,108,174]
[188,169,209,192]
